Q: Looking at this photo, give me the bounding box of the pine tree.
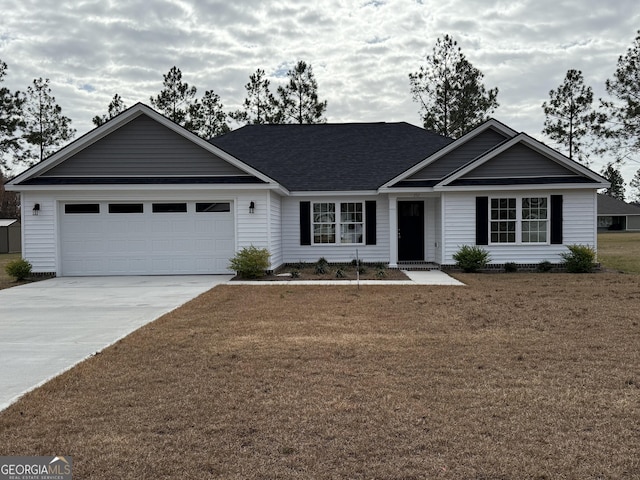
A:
[186,90,230,138]
[0,59,25,172]
[22,78,75,165]
[409,34,499,138]
[92,94,127,127]
[274,61,327,124]
[601,163,626,201]
[542,69,595,165]
[600,30,640,162]
[150,66,197,125]
[230,69,276,125]
[629,169,640,202]
[0,169,19,218]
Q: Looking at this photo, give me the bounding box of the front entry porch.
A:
[388,195,442,268]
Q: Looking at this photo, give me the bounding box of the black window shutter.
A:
[365,201,377,245]
[300,201,311,245]
[476,197,489,245]
[550,195,563,244]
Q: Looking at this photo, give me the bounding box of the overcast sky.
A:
[2,0,640,182]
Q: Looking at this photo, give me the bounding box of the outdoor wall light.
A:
[32,203,40,216]
[249,201,255,214]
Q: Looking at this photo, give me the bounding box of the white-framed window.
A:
[521,197,548,243]
[490,196,549,244]
[313,202,364,245]
[340,202,363,244]
[490,198,516,243]
[313,202,336,244]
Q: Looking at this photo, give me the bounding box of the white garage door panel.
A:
[60,202,235,276]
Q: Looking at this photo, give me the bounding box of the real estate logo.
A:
[0,456,72,480]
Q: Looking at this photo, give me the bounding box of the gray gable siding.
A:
[42,114,248,177]
[459,143,580,179]
[407,128,509,180]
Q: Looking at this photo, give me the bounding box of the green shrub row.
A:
[452,244,597,273]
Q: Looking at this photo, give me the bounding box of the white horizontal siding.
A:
[282,195,390,264]
[442,190,598,265]
[21,193,57,273]
[563,190,597,246]
[235,191,270,252]
[269,191,283,269]
[442,192,476,263]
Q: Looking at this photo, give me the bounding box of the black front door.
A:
[398,201,424,261]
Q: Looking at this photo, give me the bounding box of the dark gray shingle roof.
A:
[210,122,453,191]
[598,193,640,215]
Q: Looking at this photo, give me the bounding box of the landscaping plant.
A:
[452,245,490,273]
[537,260,553,272]
[229,246,270,278]
[504,262,518,273]
[5,258,32,281]
[561,244,597,273]
[315,258,328,275]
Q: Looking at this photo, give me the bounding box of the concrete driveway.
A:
[0,275,231,411]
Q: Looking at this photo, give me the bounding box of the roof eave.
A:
[433,182,610,192]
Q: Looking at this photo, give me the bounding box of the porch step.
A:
[397,262,440,271]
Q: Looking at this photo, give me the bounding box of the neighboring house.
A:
[0,219,21,254]
[597,194,640,231]
[5,103,609,276]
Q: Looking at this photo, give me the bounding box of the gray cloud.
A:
[1,0,639,180]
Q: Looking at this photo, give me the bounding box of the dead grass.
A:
[1,274,640,478]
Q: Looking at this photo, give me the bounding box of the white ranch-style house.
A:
[6,103,609,276]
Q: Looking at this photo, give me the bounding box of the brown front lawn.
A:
[1,274,639,478]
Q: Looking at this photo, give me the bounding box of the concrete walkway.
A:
[229,269,465,286]
[0,275,231,411]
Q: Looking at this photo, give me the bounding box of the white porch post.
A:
[388,195,398,267]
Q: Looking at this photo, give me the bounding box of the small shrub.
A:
[453,245,490,273]
[504,262,518,273]
[537,260,553,272]
[5,258,32,281]
[357,264,367,274]
[561,244,596,273]
[335,268,347,278]
[290,269,301,278]
[228,246,270,278]
[375,267,387,278]
[314,262,328,275]
[317,257,329,267]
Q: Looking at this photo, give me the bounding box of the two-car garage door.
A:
[60,201,235,276]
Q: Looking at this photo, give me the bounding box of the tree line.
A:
[93,61,328,136]
[408,31,640,202]
[0,60,327,173]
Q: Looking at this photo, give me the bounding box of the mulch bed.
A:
[232,263,411,281]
